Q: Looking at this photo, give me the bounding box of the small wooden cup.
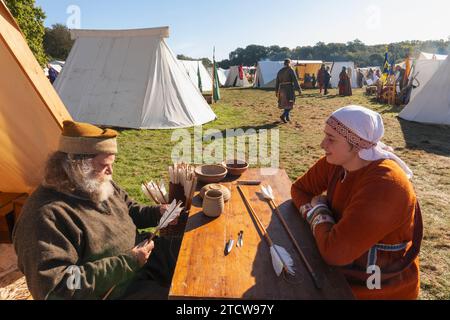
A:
[202,189,224,218]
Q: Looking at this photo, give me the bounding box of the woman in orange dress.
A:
[291,105,422,300]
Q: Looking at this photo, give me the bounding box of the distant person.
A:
[323,66,332,95]
[304,73,311,82]
[367,68,374,81]
[395,66,406,91]
[317,64,326,94]
[47,64,59,84]
[338,67,352,96]
[347,67,354,89]
[375,69,381,79]
[311,73,317,88]
[275,59,302,123]
[357,69,364,88]
[238,64,244,81]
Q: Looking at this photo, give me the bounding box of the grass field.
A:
[113,87,450,300]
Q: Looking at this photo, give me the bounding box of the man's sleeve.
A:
[275,72,280,93]
[16,209,140,300]
[290,69,301,92]
[114,182,161,229]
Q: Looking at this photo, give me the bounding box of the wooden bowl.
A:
[195,164,228,183]
[222,159,249,176]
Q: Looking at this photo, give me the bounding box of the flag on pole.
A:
[389,57,396,75]
[213,47,221,102]
[381,47,390,84]
[197,62,203,93]
[382,48,390,74]
[404,55,411,85]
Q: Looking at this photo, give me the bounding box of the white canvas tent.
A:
[54,27,216,129]
[418,52,448,61]
[224,66,251,87]
[405,58,446,103]
[253,60,323,88]
[1,2,72,194]
[253,61,284,88]
[207,67,228,86]
[399,56,450,125]
[329,61,358,88]
[179,60,213,92]
[217,68,228,86]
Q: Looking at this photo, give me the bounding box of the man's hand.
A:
[132,240,154,267]
[311,195,327,207]
[159,204,168,214]
[159,204,178,226]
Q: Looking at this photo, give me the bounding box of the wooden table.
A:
[169,169,354,299]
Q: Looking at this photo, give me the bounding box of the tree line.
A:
[218,39,450,68]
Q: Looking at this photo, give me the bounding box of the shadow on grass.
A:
[225,86,259,91]
[398,118,450,156]
[248,87,274,92]
[203,121,282,141]
[322,94,340,99]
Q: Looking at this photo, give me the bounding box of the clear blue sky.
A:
[35,0,450,60]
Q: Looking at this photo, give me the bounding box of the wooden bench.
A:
[366,86,377,95]
[202,93,213,104]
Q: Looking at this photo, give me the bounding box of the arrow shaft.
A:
[268,198,322,289]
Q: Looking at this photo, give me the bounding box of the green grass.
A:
[113,87,450,300]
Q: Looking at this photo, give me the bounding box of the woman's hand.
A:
[311,195,327,207]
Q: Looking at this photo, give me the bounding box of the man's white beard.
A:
[93,176,115,203]
[75,167,115,203]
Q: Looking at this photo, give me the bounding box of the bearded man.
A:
[13,121,176,300]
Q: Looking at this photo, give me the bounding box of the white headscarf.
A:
[327,105,413,179]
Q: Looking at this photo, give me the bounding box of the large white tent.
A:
[179,60,213,92]
[218,68,228,86]
[207,67,228,86]
[406,58,446,103]
[224,66,251,87]
[54,27,216,129]
[328,61,358,88]
[253,61,284,88]
[253,60,323,88]
[418,51,448,61]
[399,56,450,125]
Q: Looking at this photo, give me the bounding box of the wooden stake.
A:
[237,186,276,254]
